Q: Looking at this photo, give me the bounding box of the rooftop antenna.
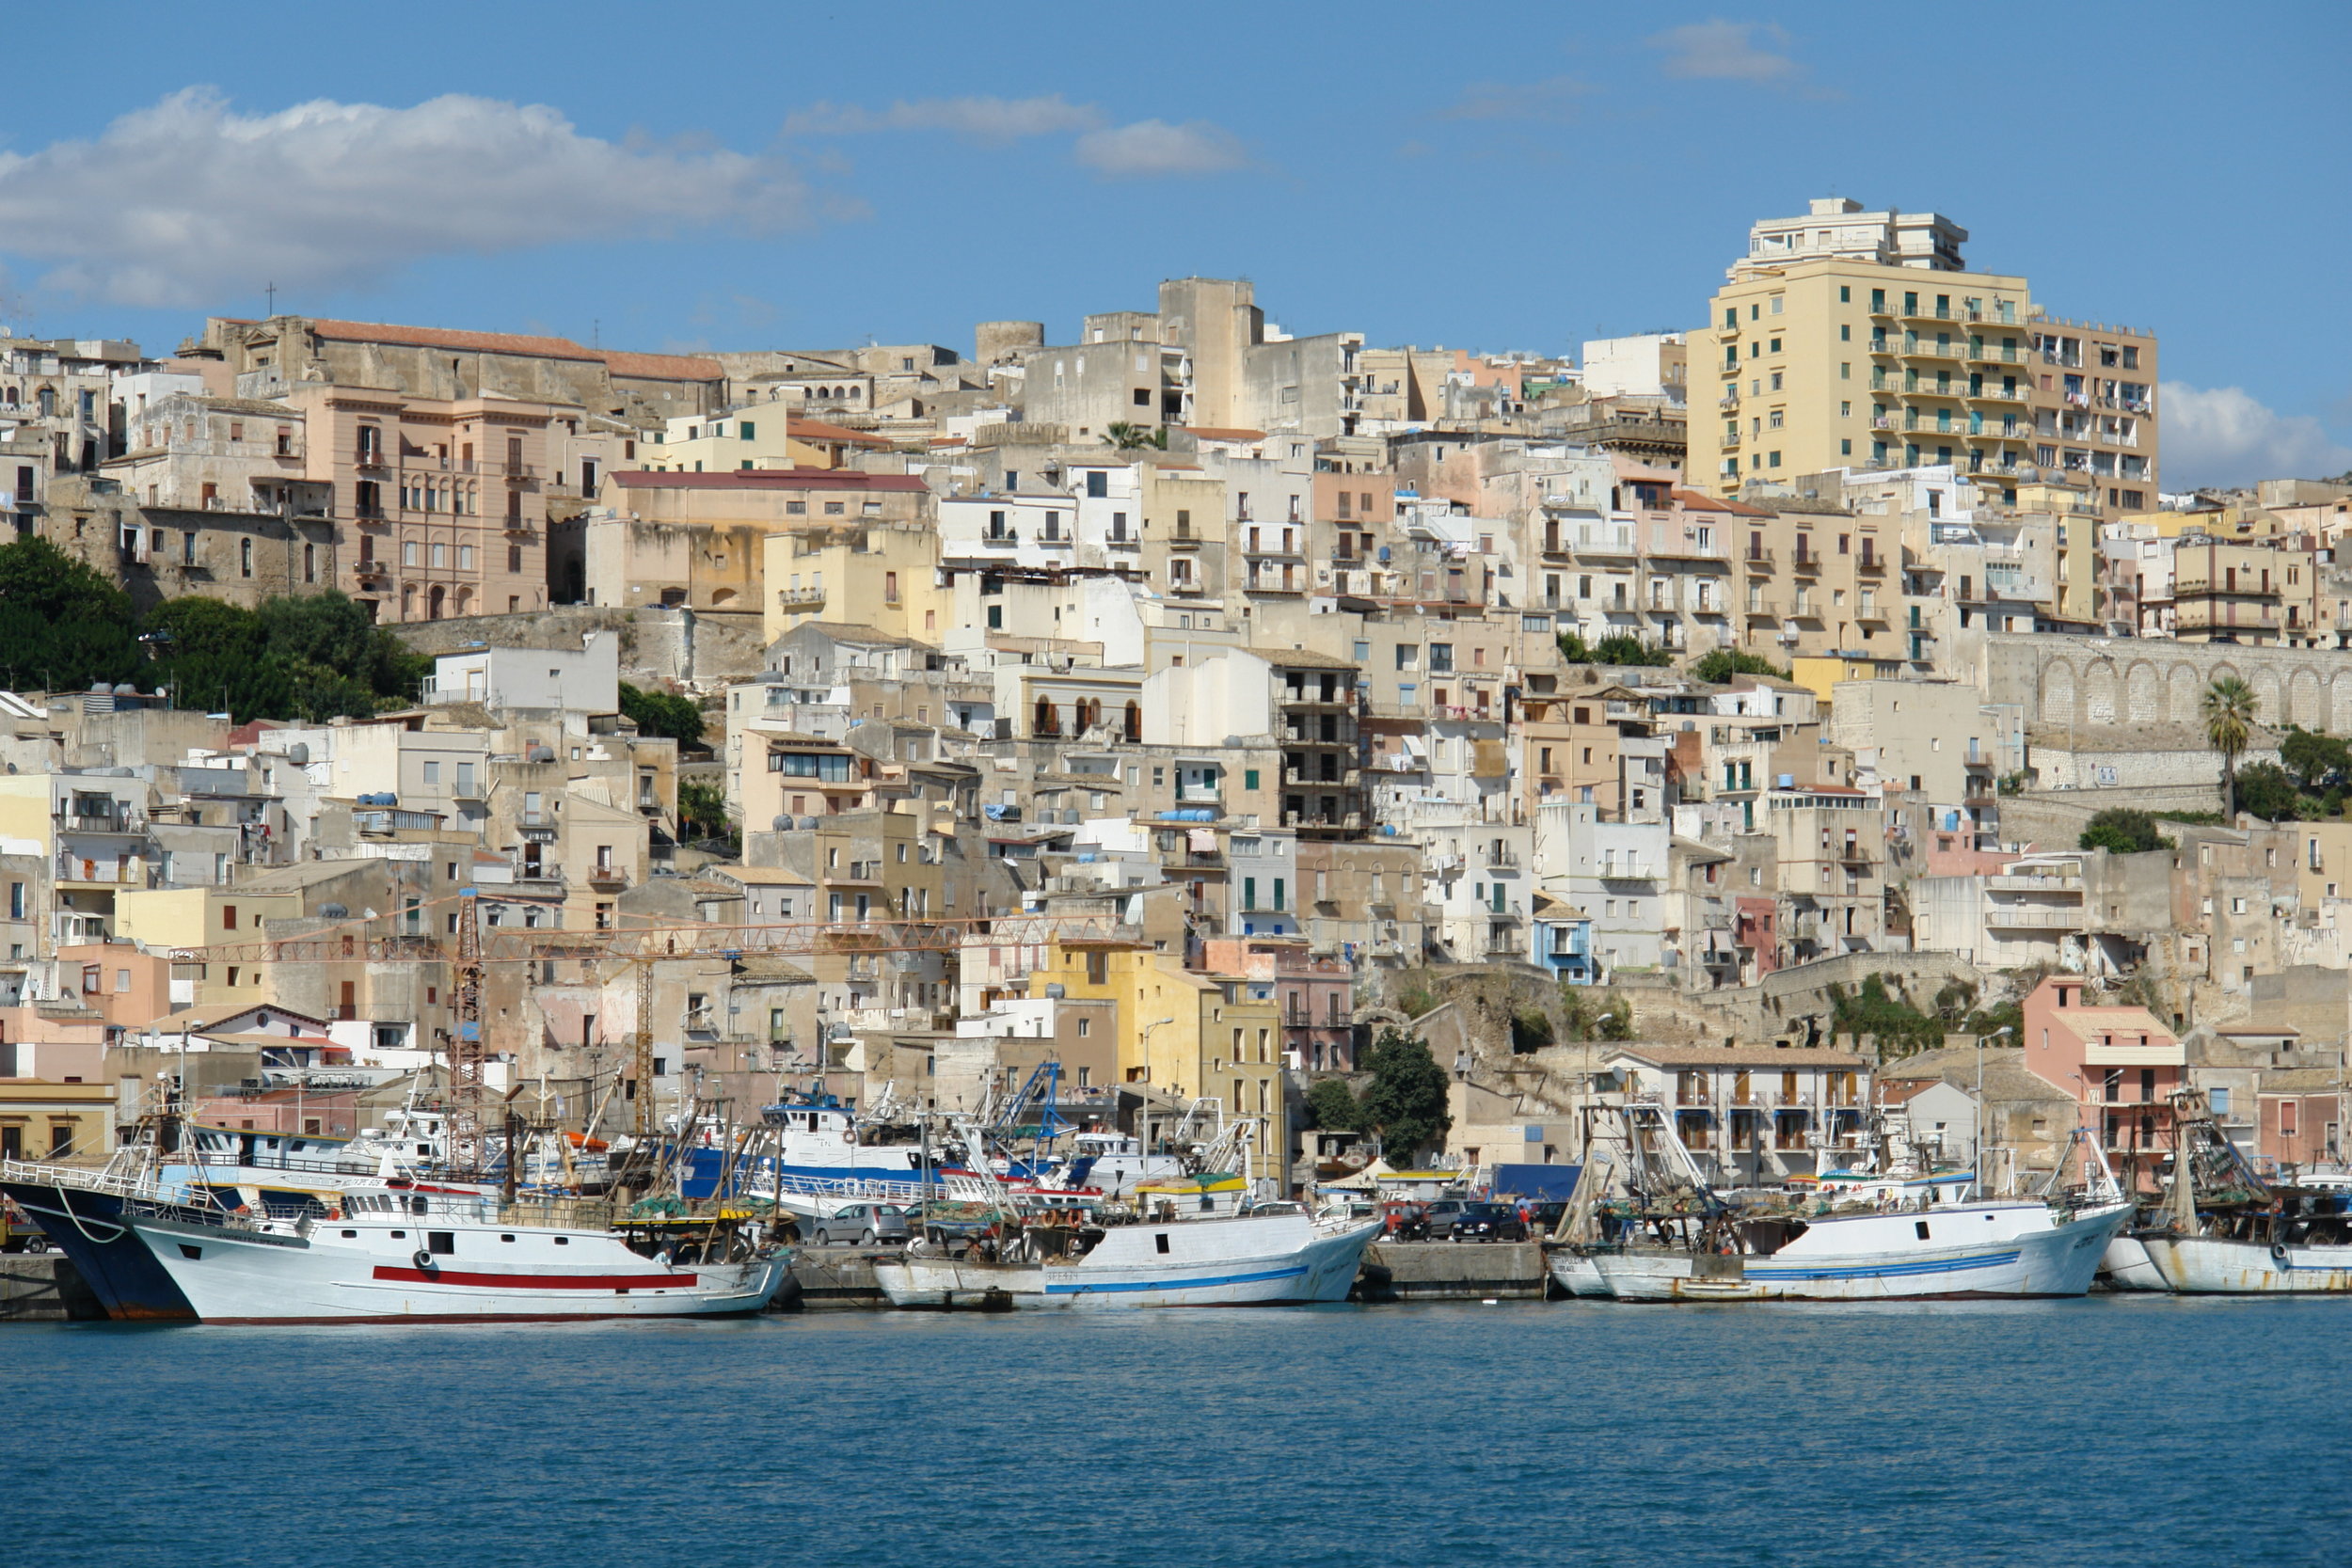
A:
[592,318,600,349]
[264,281,278,316]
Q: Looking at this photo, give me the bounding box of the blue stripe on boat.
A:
[1043,1264,1309,1294]
[1746,1249,2022,1281]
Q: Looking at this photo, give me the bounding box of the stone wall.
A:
[1985,633,2352,734]
[389,606,766,687]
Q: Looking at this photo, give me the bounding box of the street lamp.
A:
[1975,1024,2012,1196]
[1136,1017,1177,1184]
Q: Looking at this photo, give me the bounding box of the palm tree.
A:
[1102,421,1167,451]
[2201,674,2258,818]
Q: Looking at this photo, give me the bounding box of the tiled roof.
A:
[309,318,603,362]
[790,417,893,447]
[1185,427,1265,441]
[304,319,723,381]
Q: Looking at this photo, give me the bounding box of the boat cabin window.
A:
[1915,1221,1931,1240]
[554,1237,568,1245]
[389,1229,405,1239]
[341,1229,358,1239]
[1154,1233,1169,1254]
[428,1232,455,1255]
[501,1234,516,1243]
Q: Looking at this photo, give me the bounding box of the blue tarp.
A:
[1488,1163,1581,1200]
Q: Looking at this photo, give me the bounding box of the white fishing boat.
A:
[1595,1199,2132,1302]
[874,1209,1379,1310]
[874,1167,1378,1310]
[2138,1232,2352,1294]
[1546,1247,1613,1298]
[116,1188,789,1323]
[2097,1234,2169,1291]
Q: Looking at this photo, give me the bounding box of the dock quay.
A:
[783,1248,892,1310]
[0,1256,104,1323]
[1355,1243,1549,1303]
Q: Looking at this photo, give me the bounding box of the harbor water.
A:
[9,1297,2349,1567]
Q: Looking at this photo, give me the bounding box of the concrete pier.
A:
[784,1247,892,1309]
[1357,1242,1549,1302]
[0,1256,105,1323]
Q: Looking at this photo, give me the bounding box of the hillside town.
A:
[7,191,2352,1241]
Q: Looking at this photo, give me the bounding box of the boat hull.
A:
[2098,1234,2169,1291]
[873,1218,1378,1310]
[1597,1203,2130,1302]
[0,1180,199,1321]
[2141,1234,2352,1294]
[122,1213,790,1323]
[1543,1247,1614,1299]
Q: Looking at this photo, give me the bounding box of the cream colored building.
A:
[1694,198,2159,519]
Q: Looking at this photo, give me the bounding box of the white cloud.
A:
[1649,20,1801,84]
[1073,119,1248,178]
[1441,75,1595,124]
[0,88,808,309]
[783,94,1104,141]
[2159,383,2352,490]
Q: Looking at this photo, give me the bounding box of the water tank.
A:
[772,815,793,832]
[285,742,310,766]
[320,903,348,919]
[528,744,555,763]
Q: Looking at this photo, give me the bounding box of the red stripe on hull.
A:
[370,1266,702,1290]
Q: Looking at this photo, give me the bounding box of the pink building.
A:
[2020,974,2183,1191]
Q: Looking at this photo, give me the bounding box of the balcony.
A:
[1790,552,1821,574]
[1484,847,1521,870]
[354,449,388,470]
[57,806,141,835]
[774,586,827,610]
[1744,547,1775,568]
[587,865,630,892]
[1983,904,2085,929]
[1855,553,1886,574]
[55,854,146,886]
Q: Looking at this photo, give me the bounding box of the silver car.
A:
[812,1203,911,1247]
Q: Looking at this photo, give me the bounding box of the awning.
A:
[1186,828,1216,851]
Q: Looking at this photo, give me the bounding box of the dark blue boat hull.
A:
[0,1180,199,1321]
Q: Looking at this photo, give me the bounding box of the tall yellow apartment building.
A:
[1692,198,2159,518]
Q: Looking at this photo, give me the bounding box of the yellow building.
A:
[760,522,947,642]
[1029,940,1287,1185]
[0,1080,115,1164]
[642,411,895,473]
[1693,198,2159,518]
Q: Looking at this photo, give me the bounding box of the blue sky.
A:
[2,0,2344,487]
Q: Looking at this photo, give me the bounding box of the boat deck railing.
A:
[0,1156,191,1207]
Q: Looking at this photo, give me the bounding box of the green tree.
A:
[2201,674,2258,819]
[619,682,706,747]
[1592,633,1673,667]
[0,536,142,694]
[1690,648,1787,683]
[2233,761,2302,822]
[1303,1078,1362,1132]
[1357,1027,1453,1166]
[1556,629,1595,662]
[2078,808,2164,854]
[2280,727,2351,796]
[1591,995,1634,1040]
[677,777,730,839]
[1102,422,1168,451]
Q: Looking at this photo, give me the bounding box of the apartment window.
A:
[1839,362,1851,380]
[1839,325,1851,341]
[239,539,253,578]
[402,540,418,566]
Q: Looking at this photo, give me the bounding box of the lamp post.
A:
[1135,1016,1176,1192]
[1975,1024,2012,1196]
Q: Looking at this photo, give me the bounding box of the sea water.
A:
[8,1297,2349,1567]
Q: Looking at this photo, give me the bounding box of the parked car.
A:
[812,1203,910,1247]
[1446,1202,1530,1243]
[1411,1197,1478,1240]
[1524,1200,1569,1235]
[0,1196,45,1254]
